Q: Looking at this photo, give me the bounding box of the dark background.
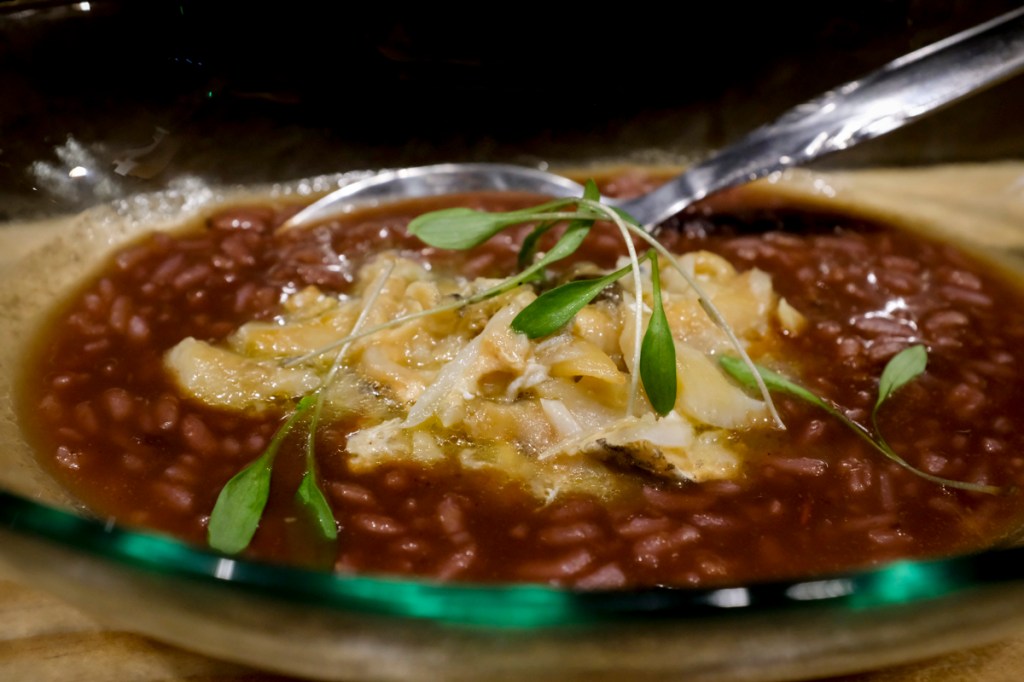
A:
[1,0,1022,220]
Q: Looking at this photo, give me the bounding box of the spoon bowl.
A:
[283,6,1024,232]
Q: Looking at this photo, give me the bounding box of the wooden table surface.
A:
[3,182,1024,681]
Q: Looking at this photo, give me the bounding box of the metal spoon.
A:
[283,7,1024,231]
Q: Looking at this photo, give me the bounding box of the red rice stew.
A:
[20,177,1024,589]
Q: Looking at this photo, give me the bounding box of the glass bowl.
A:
[2,164,1024,681]
[2,2,1024,680]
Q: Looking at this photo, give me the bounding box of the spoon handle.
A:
[622,6,1024,227]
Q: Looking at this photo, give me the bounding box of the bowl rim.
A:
[2,488,1023,628]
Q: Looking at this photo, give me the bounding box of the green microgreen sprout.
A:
[406,200,583,250]
[295,401,337,541]
[207,402,324,557]
[511,261,635,339]
[292,260,395,543]
[611,195,647,417]
[873,343,927,441]
[207,394,317,554]
[208,262,396,554]
[719,347,1001,495]
[640,254,677,415]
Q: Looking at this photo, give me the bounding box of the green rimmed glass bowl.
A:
[3,166,1024,681]
[3,487,1024,682]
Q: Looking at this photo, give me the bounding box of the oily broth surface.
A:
[13,166,1024,588]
